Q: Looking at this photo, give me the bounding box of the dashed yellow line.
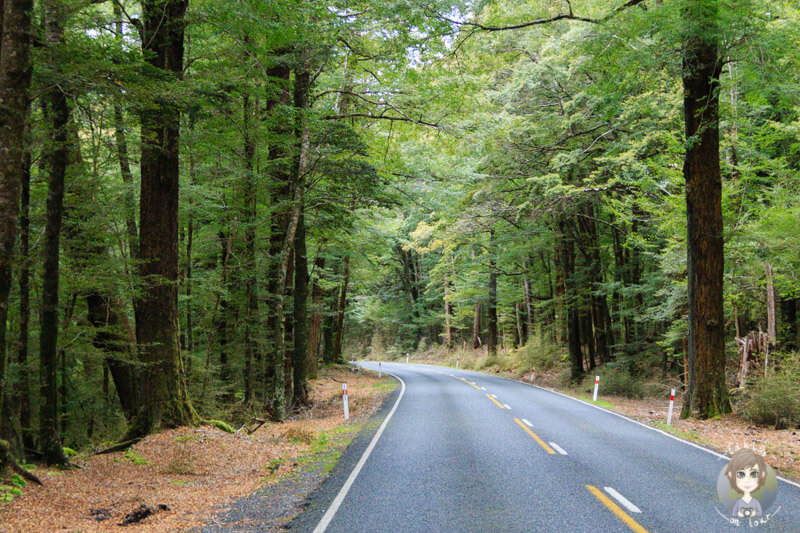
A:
[456,377,481,390]
[586,485,648,533]
[514,418,555,454]
[486,394,506,409]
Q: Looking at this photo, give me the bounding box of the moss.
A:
[206,419,235,433]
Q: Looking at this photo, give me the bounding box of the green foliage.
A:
[0,474,27,502]
[587,366,645,399]
[123,448,150,466]
[741,358,800,429]
[207,420,235,434]
[62,447,78,457]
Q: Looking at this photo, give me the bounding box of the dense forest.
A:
[0,0,799,468]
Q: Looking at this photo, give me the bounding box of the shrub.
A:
[741,364,800,429]
[590,366,644,399]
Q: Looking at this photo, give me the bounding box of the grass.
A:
[652,421,714,446]
[571,392,617,410]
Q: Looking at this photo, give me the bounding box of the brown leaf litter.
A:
[0,367,394,532]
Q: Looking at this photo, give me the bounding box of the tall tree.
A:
[38,0,70,465]
[680,0,730,418]
[0,0,35,435]
[129,0,196,438]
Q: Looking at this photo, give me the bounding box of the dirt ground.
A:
[0,367,395,532]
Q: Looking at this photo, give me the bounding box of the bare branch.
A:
[431,0,646,32]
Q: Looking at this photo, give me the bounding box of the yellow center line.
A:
[586,485,648,533]
[456,377,481,390]
[513,418,555,454]
[485,393,506,409]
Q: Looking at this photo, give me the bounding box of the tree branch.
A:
[432,0,646,32]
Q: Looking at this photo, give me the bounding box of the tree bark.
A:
[559,223,583,381]
[680,0,730,419]
[293,212,309,405]
[242,91,260,404]
[15,143,33,454]
[112,14,138,262]
[307,255,325,378]
[0,0,34,433]
[39,3,70,463]
[472,302,482,349]
[129,0,196,438]
[333,254,350,362]
[487,251,498,357]
[443,272,453,349]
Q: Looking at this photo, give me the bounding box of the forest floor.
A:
[0,366,396,532]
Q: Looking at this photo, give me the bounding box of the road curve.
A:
[293,362,800,532]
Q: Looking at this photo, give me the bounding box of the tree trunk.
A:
[580,310,596,370]
[39,5,70,462]
[578,203,612,362]
[680,0,730,420]
[514,301,524,348]
[333,254,350,362]
[242,91,259,404]
[472,303,482,349]
[765,261,776,344]
[487,252,498,357]
[15,146,33,454]
[293,212,309,406]
[130,0,196,438]
[216,229,231,390]
[0,0,34,433]
[522,261,534,340]
[307,254,325,378]
[185,137,197,356]
[559,224,583,382]
[443,272,453,349]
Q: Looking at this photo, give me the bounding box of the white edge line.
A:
[503,404,512,410]
[400,361,800,491]
[313,373,407,533]
[604,486,641,513]
[549,442,568,455]
[522,418,533,427]
[525,381,800,490]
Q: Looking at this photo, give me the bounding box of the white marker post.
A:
[342,383,349,420]
[406,353,409,364]
[530,367,536,383]
[378,361,382,378]
[667,388,676,426]
[456,356,460,369]
[592,375,600,402]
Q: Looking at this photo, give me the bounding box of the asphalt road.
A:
[294,362,800,532]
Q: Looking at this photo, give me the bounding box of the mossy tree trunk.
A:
[680,0,731,420]
[129,0,197,438]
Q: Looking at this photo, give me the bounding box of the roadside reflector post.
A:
[530,367,535,383]
[378,361,382,378]
[343,383,349,420]
[456,356,460,369]
[667,388,675,425]
[593,375,600,402]
[406,353,409,364]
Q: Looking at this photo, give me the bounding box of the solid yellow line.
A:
[586,485,648,533]
[486,394,506,409]
[457,377,481,390]
[514,418,555,454]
